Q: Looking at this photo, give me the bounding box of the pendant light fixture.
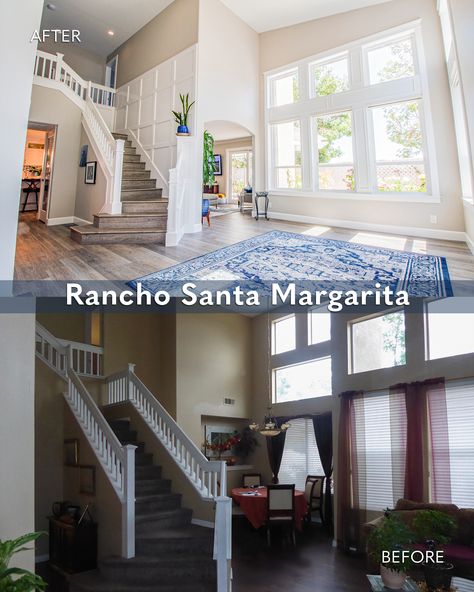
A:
[249,310,291,437]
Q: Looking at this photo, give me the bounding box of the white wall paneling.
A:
[115,45,198,197]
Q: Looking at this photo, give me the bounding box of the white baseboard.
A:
[268,211,467,243]
[35,554,49,564]
[191,518,214,529]
[46,216,91,227]
[465,232,474,256]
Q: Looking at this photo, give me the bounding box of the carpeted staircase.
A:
[69,418,217,592]
[70,133,168,245]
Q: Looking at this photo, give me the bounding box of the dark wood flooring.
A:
[36,520,369,592]
[232,518,368,592]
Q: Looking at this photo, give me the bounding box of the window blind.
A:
[430,379,474,507]
[352,390,406,511]
[279,418,324,490]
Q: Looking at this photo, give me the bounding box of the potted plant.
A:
[412,510,457,591]
[203,130,215,190]
[172,93,195,136]
[367,510,415,589]
[233,427,258,462]
[0,532,46,592]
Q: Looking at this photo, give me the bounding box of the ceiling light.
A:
[46,3,56,9]
[107,30,114,36]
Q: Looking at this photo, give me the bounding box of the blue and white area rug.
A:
[129,230,452,297]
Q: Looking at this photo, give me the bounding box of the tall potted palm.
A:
[203,130,215,190]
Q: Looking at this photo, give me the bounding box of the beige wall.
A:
[213,137,253,199]
[258,0,465,236]
[175,313,253,447]
[2,0,43,282]
[74,128,108,223]
[34,362,65,558]
[28,85,82,222]
[197,0,260,141]
[38,40,106,84]
[449,0,474,249]
[0,313,36,570]
[109,0,199,88]
[23,130,46,170]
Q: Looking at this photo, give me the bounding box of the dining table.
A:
[231,486,307,530]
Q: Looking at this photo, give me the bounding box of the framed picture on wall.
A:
[85,161,97,184]
[79,465,96,495]
[213,154,222,175]
[79,145,88,167]
[64,439,79,466]
[204,425,235,458]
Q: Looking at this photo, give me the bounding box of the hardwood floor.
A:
[14,211,474,294]
[232,518,368,592]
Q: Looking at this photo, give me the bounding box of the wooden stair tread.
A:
[71,226,165,235]
[94,213,167,219]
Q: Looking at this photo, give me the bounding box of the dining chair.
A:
[266,484,296,547]
[304,475,325,524]
[242,473,262,487]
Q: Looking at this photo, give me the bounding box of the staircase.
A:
[34,324,232,592]
[70,133,168,245]
[70,417,217,592]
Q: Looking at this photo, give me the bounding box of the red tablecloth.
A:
[231,487,307,530]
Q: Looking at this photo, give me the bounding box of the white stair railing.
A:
[83,96,125,215]
[107,364,232,592]
[35,323,136,559]
[33,51,124,215]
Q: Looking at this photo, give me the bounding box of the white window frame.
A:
[264,21,440,203]
[267,67,300,108]
[437,0,474,204]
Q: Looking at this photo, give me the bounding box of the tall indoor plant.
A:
[0,532,46,592]
[367,511,415,589]
[203,130,215,188]
[172,93,195,135]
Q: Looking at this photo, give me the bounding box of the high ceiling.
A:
[40,0,174,57]
[219,0,393,33]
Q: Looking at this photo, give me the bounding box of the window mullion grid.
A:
[354,106,374,193]
[300,114,312,191]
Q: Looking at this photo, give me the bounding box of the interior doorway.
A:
[228,148,253,203]
[20,122,57,224]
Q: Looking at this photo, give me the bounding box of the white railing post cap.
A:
[128,363,136,373]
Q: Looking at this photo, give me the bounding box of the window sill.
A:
[268,190,441,204]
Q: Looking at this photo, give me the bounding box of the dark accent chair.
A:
[242,473,262,487]
[304,475,325,524]
[266,484,296,547]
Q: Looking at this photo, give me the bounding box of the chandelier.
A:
[249,311,291,437]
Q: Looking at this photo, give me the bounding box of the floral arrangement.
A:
[204,433,241,454]
[416,582,457,592]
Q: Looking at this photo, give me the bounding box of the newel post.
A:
[55,52,64,82]
[128,363,136,402]
[214,496,232,592]
[122,444,136,559]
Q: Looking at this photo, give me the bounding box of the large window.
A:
[266,24,435,198]
[274,357,332,403]
[352,390,406,511]
[426,298,474,360]
[349,310,406,374]
[272,120,302,189]
[279,417,324,490]
[272,310,332,403]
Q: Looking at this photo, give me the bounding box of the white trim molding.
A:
[267,210,467,242]
[465,232,474,256]
[46,216,92,226]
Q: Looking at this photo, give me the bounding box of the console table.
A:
[48,516,97,574]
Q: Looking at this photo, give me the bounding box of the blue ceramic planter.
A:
[177,125,189,134]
